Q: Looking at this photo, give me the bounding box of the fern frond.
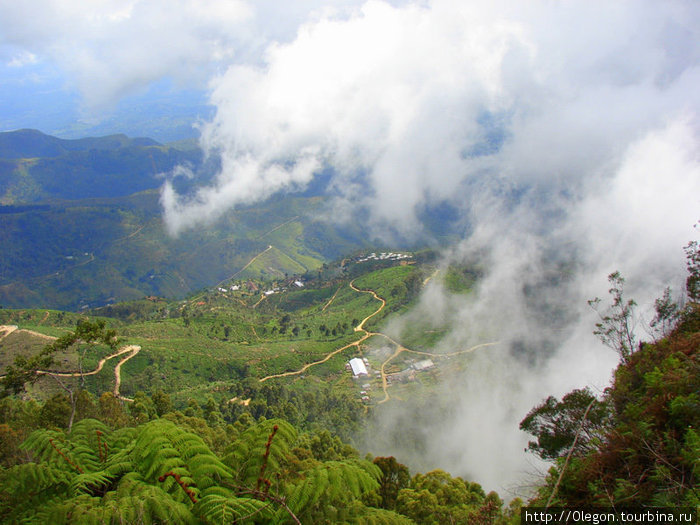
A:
[114,471,199,524]
[21,428,100,474]
[225,419,297,485]
[195,493,273,524]
[131,419,232,503]
[69,470,112,496]
[1,462,71,496]
[284,459,380,516]
[69,418,110,444]
[0,463,71,522]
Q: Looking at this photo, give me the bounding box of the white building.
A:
[413,359,435,371]
[349,357,369,377]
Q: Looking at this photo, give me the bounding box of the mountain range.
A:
[0,129,372,310]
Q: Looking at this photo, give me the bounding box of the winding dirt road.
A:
[1,326,140,401]
[259,279,385,382]
[257,281,497,404]
[37,344,141,402]
[0,325,56,341]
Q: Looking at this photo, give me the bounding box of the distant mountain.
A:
[0,129,201,202]
[0,130,375,310]
[0,128,159,159]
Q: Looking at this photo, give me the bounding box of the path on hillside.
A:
[423,268,440,286]
[113,224,146,244]
[257,281,497,404]
[36,345,140,379]
[258,216,300,239]
[38,345,141,402]
[217,245,273,287]
[0,325,56,342]
[0,325,18,340]
[374,339,498,404]
[0,326,142,401]
[259,279,385,382]
[112,346,141,400]
[321,287,341,311]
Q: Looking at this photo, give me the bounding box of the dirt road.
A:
[259,279,386,382]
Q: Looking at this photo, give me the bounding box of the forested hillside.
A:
[0,257,522,523]
[0,130,376,310]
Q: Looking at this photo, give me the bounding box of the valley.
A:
[0,252,486,418]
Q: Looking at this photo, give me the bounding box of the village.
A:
[346,352,437,404]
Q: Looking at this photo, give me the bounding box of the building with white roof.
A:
[349,357,369,377]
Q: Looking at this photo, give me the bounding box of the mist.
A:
[161,0,698,492]
[4,0,699,493]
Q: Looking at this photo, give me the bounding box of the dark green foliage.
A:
[526,287,700,506]
[3,413,416,524]
[373,456,411,510]
[519,388,610,461]
[395,469,497,525]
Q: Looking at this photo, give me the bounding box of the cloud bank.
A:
[161,0,699,237]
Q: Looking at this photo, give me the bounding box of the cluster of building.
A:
[355,252,412,263]
[216,278,305,296]
[385,358,435,385]
[347,357,378,403]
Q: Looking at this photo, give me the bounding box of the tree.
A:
[373,456,410,510]
[520,388,609,461]
[649,287,681,341]
[0,319,118,431]
[152,389,173,416]
[685,238,700,302]
[588,271,637,363]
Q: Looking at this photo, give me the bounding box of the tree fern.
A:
[194,490,274,524]
[21,427,100,474]
[282,459,381,519]
[1,413,411,524]
[132,419,232,499]
[224,418,297,486]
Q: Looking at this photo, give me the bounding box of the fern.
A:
[282,459,381,518]
[224,418,297,486]
[132,419,233,504]
[21,428,100,474]
[2,414,400,524]
[195,491,273,524]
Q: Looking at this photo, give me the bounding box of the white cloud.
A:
[161,0,698,238]
[0,0,252,108]
[155,0,697,492]
[7,51,38,67]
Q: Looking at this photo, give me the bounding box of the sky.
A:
[2,0,699,493]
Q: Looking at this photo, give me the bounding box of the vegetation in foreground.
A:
[0,239,697,521]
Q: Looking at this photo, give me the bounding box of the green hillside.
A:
[0,130,376,310]
[0,255,478,419]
